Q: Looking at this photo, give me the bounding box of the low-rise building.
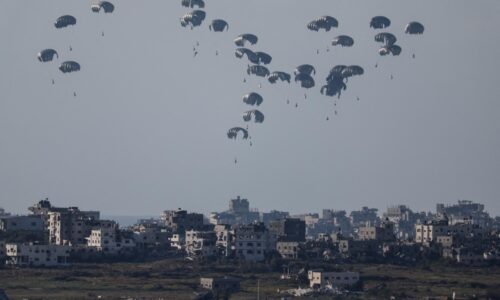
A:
[5,243,71,267]
[277,241,303,260]
[200,277,240,294]
[308,270,360,288]
[358,221,395,242]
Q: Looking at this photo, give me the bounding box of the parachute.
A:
[405,22,424,34]
[331,35,354,47]
[321,79,347,98]
[210,19,229,32]
[180,10,206,28]
[181,0,205,8]
[378,44,402,56]
[59,61,80,73]
[243,92,263,106]
[295,73,315,89]
[37,49,58,62]
[326,65,347,82]
[294,64,316,76]
[307,16,338,31]
[227,127,249,140]
[54,15,77,29]
[234,34,258,47]
[268,71,291,84]
[243,110,265,123]
[247,65,270,77]
[370,16,391,29]
[255,52,272,65]
[91,1,115,13]
[341,65,364,78]
[235,48,259,64]
[374,32,397,45]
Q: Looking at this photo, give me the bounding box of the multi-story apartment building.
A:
[262,210,290,225]
[5,243,71,267]
[160,209,204,233]
[185,230,217,258]
[358,221,395,242]
[214,224,233,256]
[233,222,271,262]
[268,218,306,242]
[0,215,44,232]
[47,208,105,245]
[210,196,260,226]
[86,224,135,254]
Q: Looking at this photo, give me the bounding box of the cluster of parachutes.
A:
[321,65,364,99]
[369,16,424,57]
[179,0,229,33]
[37,1,115,92]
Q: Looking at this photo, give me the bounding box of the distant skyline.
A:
[1,1,500,216]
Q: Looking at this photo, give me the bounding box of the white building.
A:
[86,226,135,254]
[308,270,360,288]
[5,243,71,267]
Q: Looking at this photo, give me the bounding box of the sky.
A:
[1,0,499,217]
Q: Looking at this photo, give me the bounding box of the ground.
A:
[0,259,499,299]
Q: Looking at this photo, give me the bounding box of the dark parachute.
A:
[227,127,249,140]
[374,32,397,45]
[234,34,258,47]
[235,48,259,64]
[180,10,206,28]
[37,49,58,62]
[91,1,115,13]
[370,16,391,29]
[181,0,205,8]
[59,61,80,73]
[321,79,347,98]
[209,19,229,32]
[268,71,291,84]
[243,92,263,106]
[255,52,272,65]
[243,110,265,123]
[54,15,77,29]
[247,65,270,77]
[294,64,316,76]
[295,73,315,89]
[326,65,347,82]
[307,16,338,31]
[331,35,354,47]
[405,22,424,34]
[378,44,402,56]
[341,65,364,78]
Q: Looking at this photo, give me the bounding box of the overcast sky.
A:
[1,0,499,217]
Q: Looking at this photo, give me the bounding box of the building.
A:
[233,222,271,262]
[308,270,360,288]
[200,277,240,293]
[268,218,306,242]
[132,224,170,249]
[383,205,427,239]
[350,207,379,227]
[214,224,233,256]
[48,208,107,246]
[185,230,217,258]
[210,196,260,226]
[358,221,395,242]
[415,218,486,245]
[86,224,136,254]
[5,243,71,267]
[322,210,352,235]
[0,215,44,232]
[170,233,185,250]
[262,210,290,225]
[160,209,204,234]
[436,200,491,227]
[277,241,303,260]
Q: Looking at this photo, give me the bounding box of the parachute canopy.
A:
[243,93,263,106]
[181,0,205,8]
[331,35,354,47]
[294,64,315,76]
[59,61,80,73]
[243,110,265,123]
[268,71,291,84]
[227,127,249,140]
[295,73,315,89]
[370,16,391,29]
[307,16,338,31]
[378,44,401,56]
[234,34,258,47]
[37,49,58,62]
[405,22,424,34]
[342,65,364,78]
[55,15,76,29]
[180,10,206,28]
[247,65,270,77]
[255,52,272,65]
[235,48,259,64]
[374,32,397,45]
[210,19,228,32]
[91,1,115,13]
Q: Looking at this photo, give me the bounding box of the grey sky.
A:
[1,0,499,217]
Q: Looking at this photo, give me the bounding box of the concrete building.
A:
[214,224,233,256]
[268,218,306,242]
[350,207,379,227]
[132,225,170,249]
[322,210,352,235]
[160,209,204,234]
[170,233,185,250]
[233,222,271,262]
[358,221,395,242]
[262,210,290,225]
[86,224,136,254]
[277,241,303,260]
[210,196,260,226]
[0,215,44,232]
[5,243,71,267]
[383,205,428,240]
[200,277,240,293]
[48,208,106,246]
[185,230,217,258]
[308,270,360,288]
[415,218,486,245]
[437,200,491,227]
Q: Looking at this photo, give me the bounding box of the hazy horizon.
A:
[1,1,499,216]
